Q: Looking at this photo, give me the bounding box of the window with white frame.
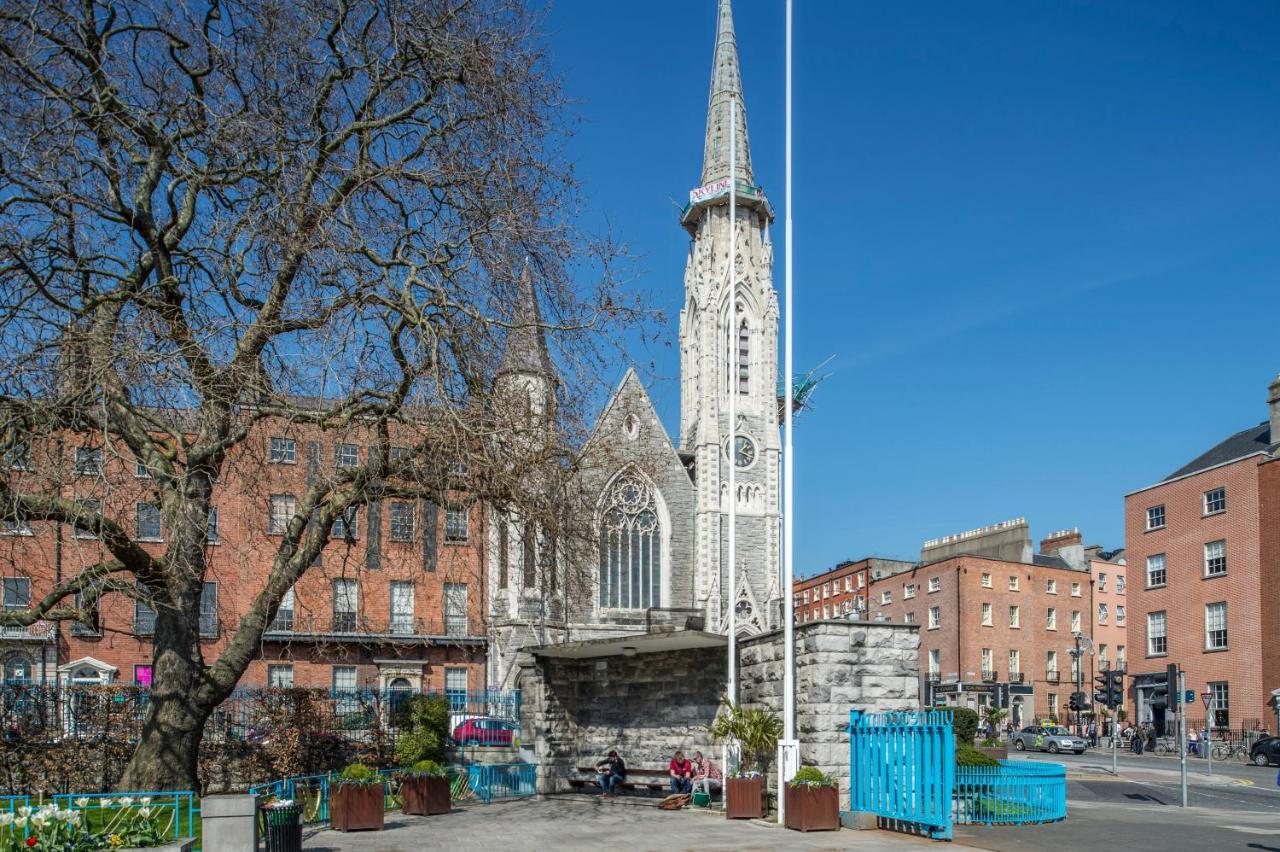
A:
[1098,572,1107,591]
[881,590,892,605]
[267,664,294,688]
[1046,607,1057,630]
[331,506,358,541]
[858,573,865,588]
[842,600,851,614]
[199,582,218,638]
[1203,488,1226,515]
[268,495,296,535]
[904,583,916,599]
[981,602,992,626]
[1071,582,1081,597]
[389,502,415,542]
[928,576,942,593]
[1116,575,1125,594]
[1116,605,1125,624]
[1,507,31,536]
[803,590,809,604]
[1008,605,1020,628]
[1071,610,1081,632]
[1048,693,1059,719]
[1008,575,1019,591]
[135,459,150,478]
[334,443,359,468]
[269,437,296,464]
[1147,611,1167,655]
[1117,645,1126,667]
[73,499,99,540]
[823,583,830,599]
[390,581,415,634]
[904,611,916,624]
[444,667,469,710]
[270,587,294,632]
[74,446,101,476]
[1205,602,1227,650]
[444,583,468,636]
[1146,505,1166,530]
[136,502,162,541]
[981,647,992,675]
[928,648,940,675]
[1046,650,1058,675]
[1204,540,1227,577]
[1146,554,1166,588]
[332,666,358,700]
[1098,603,1108,623]
[980,572,992,588]
[1046,579,1057,594]
[823,605,830,619]
[1098,644,1108,664]
[445,505,469,543]
[1209,681,1229,728]
[2,577,30,609]
[1008,649,1020,675]
[333,579,358,631]
[845,576,853,592]
[928,606,940,629]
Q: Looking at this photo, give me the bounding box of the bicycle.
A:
[1212,742,1247,761]
[1153,738,1176,756]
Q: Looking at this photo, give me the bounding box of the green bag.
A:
[691,791,711,808]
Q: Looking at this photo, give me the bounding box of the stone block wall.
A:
[518,647,727,793]
[740,621,920,804]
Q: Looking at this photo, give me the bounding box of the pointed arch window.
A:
[598,473,661,609]
[737,316,750,395]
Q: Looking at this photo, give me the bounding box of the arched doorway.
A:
[2,653,33,685]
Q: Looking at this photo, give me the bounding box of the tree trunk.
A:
[117,597,216,792]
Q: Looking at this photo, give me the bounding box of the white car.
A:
[1012,725,1088,755]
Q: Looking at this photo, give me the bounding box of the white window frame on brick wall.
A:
[1146,554,1166,588]
[1203,487,1226,516]
[1071,610,1081,633]
[981,647,992,675]
[1071,582,1081,597]
[1209,681,1229,728]
[334,443,359,468]
[928,606,940,630]
[1147,611,1167,656]
[928,576,942,593]
[269,437,297,464]
[981,602,992,626]
[1009,605,1020,628]
[268,664,294,688]
[1204,540,1227,577]
[802,589,809,605]
[1046,650,1058,676]
[881,590,892,605]
[1098,572,1107,591]
[1116,604,1125,624]
[1046,607,1057,630]
[268,494,296,535]
[1116,575,1125,594]
[1008,649,1020,676]
[1046,579,1057,594]
[845,576,854,592]
[904,611,916,624]
[1098,603,1108,624]
[980,572,992,588]
[1205,602,1227,650]
[928,648,940,675]
[1008,575,1019,591]
[1146,505,1166,530]
[904,583,916,600]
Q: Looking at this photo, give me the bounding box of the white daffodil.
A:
[118,796,134,807]
[57,808,74,821]
[30,813,47,828]
[100,798,111,808]
[138,806,152,818]
[17,806,30,817]
[0,812,12,826]
[140,796,152,806]
[13,815,27,828]
[74,797,90,808]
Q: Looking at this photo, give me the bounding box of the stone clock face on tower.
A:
[724,434,756,468]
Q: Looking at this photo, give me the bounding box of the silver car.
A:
[1012,725,1088,755]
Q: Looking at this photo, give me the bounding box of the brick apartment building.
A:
[0,418,487,699]
[791,557,914,623]
[796,519,1127,729]
[1124,373,1280,733]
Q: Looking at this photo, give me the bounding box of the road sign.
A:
[1202,691,1213,710]
[1184,690,1195,704]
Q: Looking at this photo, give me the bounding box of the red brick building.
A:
[1124,373,1280,732]
[795,520,1127,730]
[0,418,487,699]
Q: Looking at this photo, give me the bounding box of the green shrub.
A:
[394,695,451,766]
[956,745,999,767]
[404,759,448,778]
[337,762,381,786]
[789,765,836,788]
[950,707,979,744]
[980,737,1003,748]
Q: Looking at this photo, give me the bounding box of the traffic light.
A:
[1150,671,1169,711]
[1167,663,1180,713]
[1068,691,1087,713]
[1107,669,1124,709]
[1094,672,1111,710]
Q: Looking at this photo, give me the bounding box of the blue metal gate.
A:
[848,709,955,839]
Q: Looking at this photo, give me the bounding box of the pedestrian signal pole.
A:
[1176,666,1187,807]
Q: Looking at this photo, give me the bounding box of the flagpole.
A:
[779,0,797,825]
[727,91,738,705]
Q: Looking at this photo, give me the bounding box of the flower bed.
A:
[0,792,198,850]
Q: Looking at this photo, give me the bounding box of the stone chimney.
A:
[1040,528,1086,571]
[1269,373,1280,451]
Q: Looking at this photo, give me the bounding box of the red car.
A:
[452,717,518,747]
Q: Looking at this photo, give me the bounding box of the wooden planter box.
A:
[976,745,1009,760]
[784,785,840,832]
[331,782,385,832]
[402,775,451,815]
[725,776,764,819]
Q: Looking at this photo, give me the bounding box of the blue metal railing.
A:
[849,709,955,840]
[0,791,200,849]
[248,774,331,824]
[954,760,1066,825]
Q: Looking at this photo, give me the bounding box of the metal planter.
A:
[330,782,385,832]
[725,776,763,819]
[402,776,451,815]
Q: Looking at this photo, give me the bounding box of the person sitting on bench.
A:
[691,751,722,796]
[668,750,694,795]
[596,750,626,798]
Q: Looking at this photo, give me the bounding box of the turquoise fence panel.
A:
[849,709,955,840]
[954,760,1066,825]
[249,774,329,824]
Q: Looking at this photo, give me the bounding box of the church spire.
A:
[496,263,556,382]
[701,0,753,186]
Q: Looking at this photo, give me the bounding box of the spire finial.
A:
[701,0,753,186]
[496,263,556,382]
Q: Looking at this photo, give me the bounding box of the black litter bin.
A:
[263,803,303,852]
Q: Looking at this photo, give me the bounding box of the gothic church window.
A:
[738,315,750,395]
[598,473,661,610]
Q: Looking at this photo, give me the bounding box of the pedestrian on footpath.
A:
[1088,721,1098,747]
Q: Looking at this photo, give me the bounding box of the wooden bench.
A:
[568,766,677,796]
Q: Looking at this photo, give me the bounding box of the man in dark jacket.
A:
[597,750,626,798]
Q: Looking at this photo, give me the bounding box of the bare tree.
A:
[0,0,637,790]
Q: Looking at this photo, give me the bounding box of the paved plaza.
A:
[302,796,957,851]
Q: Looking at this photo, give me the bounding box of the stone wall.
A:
[519,621,920,799]
[739,621,920,804]
[519,646,726,794]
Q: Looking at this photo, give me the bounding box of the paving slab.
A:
[304,796,968,851]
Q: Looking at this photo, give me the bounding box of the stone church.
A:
[487,0,781,689]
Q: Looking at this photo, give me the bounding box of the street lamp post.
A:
[1068,632,1094,736]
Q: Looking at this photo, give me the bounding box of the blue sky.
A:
[545,0,1280,575]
